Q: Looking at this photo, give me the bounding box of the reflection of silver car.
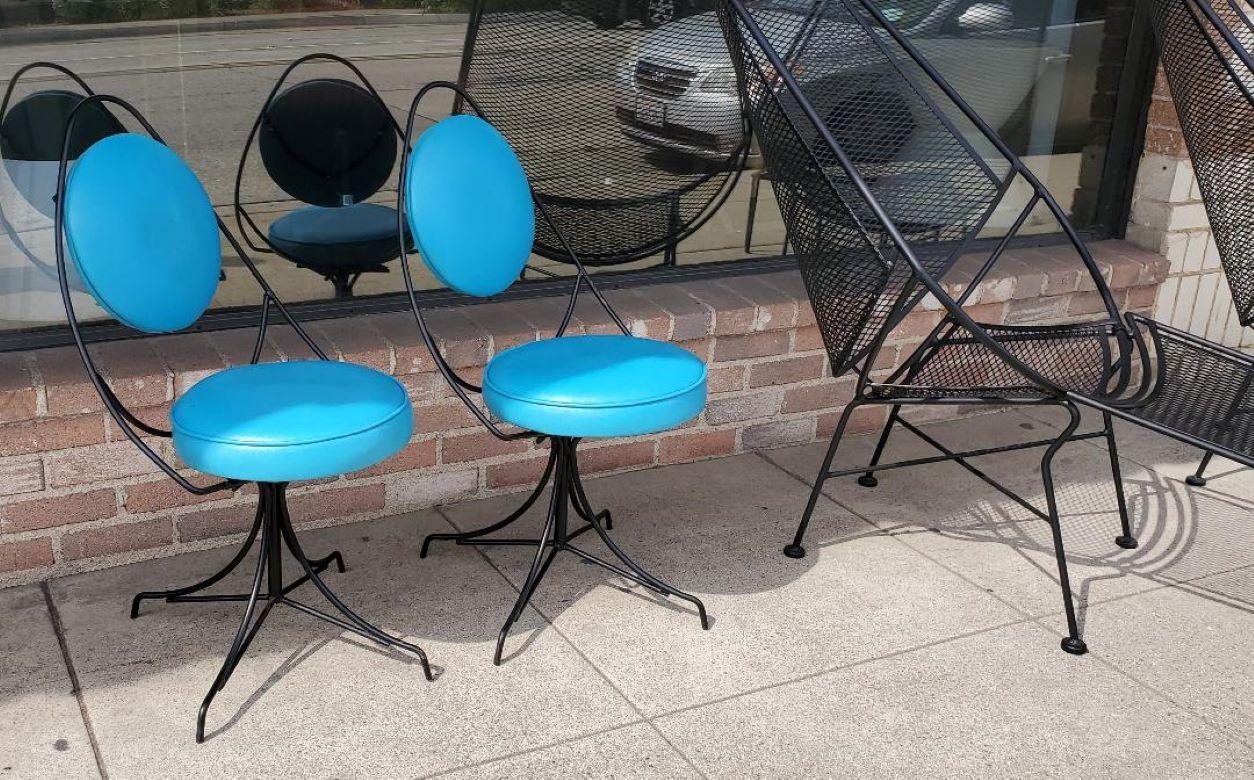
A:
[616,0,1102,160]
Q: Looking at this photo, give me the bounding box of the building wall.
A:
[0,242,1166,587]
[1127,70,1251,349]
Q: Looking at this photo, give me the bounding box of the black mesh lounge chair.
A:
[456,0,749,268]
[234,54,406,299]
[720,0,1254,656]
[1149,0,1254,487]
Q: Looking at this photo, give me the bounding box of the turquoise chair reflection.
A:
[53,95,431,744]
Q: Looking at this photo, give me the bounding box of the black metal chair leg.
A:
[273,489,434,681]
[493,473,562,666]
[786,401,861,559]
[421,442,557,557]
[1104,412,1138,550]
[858,403,901,488]
[131,501,264,619]
[1043,402,1087,656]
[197,510,272,744]
[1186,451,1214,487]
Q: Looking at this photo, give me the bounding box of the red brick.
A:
[486,454,551,488]
[369,312,437,375]
[0,414,106,457]
[123,477,233,514]
[209,328,280,367]
[646,285,713,341]
[0,538,54,574]
[316,318,392,373]
[609,291,671,340]
[579,441,655,474]
[413,401,480,435]
[463,302,539,353]
[707,365,746,394]
[817,405,889,438]
[748,355,826,388]
[0,459,44,496]
[0,354,37,423]
[676,338,712,362]
[176,504,256,542]
[150,333,225,395]
[31,347,102,416]
[792,325,825,352]
[426,309,491,368]
[46,442,162,488]
[2,488,117,532]
[743,418,815,449]
[90,341,170,408]
[658,429,737,464]
[686,280,755,335]
[713,331,789,362]
[62,518,173,560]
[288,483,387,524]
[442,431,531,463]
[783,381,853,414]
[356,439,437,477]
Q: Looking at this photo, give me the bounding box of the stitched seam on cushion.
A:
[173,401,409,447]
[482,372,706,409]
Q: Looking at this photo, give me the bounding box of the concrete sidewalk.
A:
[2,410,1253,777]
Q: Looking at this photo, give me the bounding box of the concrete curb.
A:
[0,10,468,47]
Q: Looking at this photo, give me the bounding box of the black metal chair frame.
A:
[1149,0,1254,489]
[233,52,406,299]
[53,94,432,744]
[399,81,710,665]
[453,0,751,270]
[722,0,1151,655]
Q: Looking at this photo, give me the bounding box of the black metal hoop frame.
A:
[398,80,709,665]
[452,0,751,268]
[52,93,433,743]
[233,52,407,298]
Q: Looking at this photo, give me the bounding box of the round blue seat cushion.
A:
[483,335,707,438]
[268,202,403,270]
[172,360,412,483]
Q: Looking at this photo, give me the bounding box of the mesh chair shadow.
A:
[54,96,432,743]
[1149,0,1254,487]
[235,53,406,299]
[400,82,711,665]
[720,0,1211,655]
[456,0,749,270]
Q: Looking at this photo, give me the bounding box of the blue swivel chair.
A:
[399,82,711,665]
[235,54,407,299]
[53,95,431,743]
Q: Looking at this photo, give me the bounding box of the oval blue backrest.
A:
[63,134,220,333]
[404,114,534,297]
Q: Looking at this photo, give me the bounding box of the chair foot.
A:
[1115,535,1139,550]
[857,473,878,488]
[783,544,806,559]
[1185,474,1208,487]
[1061,637,1088,655]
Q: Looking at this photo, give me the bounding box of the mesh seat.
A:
[873,322,1117,401]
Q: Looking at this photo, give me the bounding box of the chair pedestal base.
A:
[421,437,709,664]
[131,482,433,743]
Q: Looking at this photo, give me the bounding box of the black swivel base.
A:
[421,436,710,665]
[130,482,433,743]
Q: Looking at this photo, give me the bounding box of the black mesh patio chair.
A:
[720,0,1170,656]
[456,0,749,268]
[234,53,407,299]
[1148,0,1254,487]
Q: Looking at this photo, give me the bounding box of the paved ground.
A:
[2,408,1253,777]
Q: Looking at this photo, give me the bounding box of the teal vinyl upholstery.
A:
[63,133,220,333]
[268,202,403,270]
[172,360,412,483]
[404,114,533,297]
[483,335,706,438]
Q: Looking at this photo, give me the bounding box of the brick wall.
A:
[1127,70,1250,349]
[0,240,1166,587]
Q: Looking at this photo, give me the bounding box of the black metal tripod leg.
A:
[494,470,562,666]
[132,501,264,619]
[787,401,860,559]
[421,444,557,558]
[1186,451,1214,488]
[275,491,434,681]
[859,404,900,488]
[1104,413,1138,550]
[197,513,271,744]
[1043,403,1086,656]
[583,515,710,629]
